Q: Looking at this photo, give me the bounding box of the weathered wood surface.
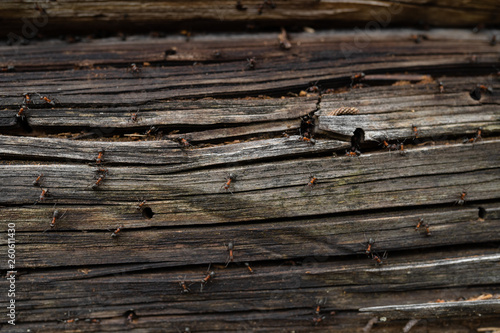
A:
[2,0,500,39]
[1,28,500,332]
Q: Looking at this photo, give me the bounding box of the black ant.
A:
[127,63,141,74]
[246,57,256,70]
[257,0,275,14]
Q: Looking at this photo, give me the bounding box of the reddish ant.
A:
[95,149,105,164]
[345,149,360,157]
[424,224,431,237]
[464,127,483,145]
[415,218,424,231]
[221,173,236,194]
[23,93,32,104]
[92,174,106,190]
[298,136,316,145]
[371,252,388,266]
[130,112,138,122]
[350,72,365,86]
[477,85,493,94]
[127,63,141,74]
[365,238,375,255]
[307,175,317,188]
[17,105,28,120]
[39,188,49,202]
[33,173,43,187]
[39,94,56,106]
[175,137,192,148]
[244,262,254,274]
[412,125,419,139]
[144,126,159,137]
[179,280,192,294]
[455,191,467,205]
[49,208,66,229]
[312,315,326,326]
[136,199,147,211]
[438,81,444,93]
[200,265,215,292]
[225,242,234,266]
[111,226,123,238]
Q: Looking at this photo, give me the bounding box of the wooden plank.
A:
[360,300,500,319]
[2,1,500,39]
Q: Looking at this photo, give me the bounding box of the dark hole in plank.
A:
[478,207,486,219]
[142,207,155,219]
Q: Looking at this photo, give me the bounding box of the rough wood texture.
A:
[1,26,500,332]
[1,0,500,38]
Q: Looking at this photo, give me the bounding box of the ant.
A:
[17,105,28,120]
[175,137,192,148]
[350,72,365,86]
[371,252,388,266]
[438,81,444,93]
[111,226,123,238]
[455,191,467,205]
[33,173,43,187]
[477,85,493,94]
[136,199,147,211]
[278,28,291,50]
[236,1,247,11]
[365,238,375,256]
[92,173,106,190]
[463,127,483,145]
[179,280,191,294]
[221,173,236,194]
[95,149,105,165]
[144,126,159,137]
[415,218,424,231]
[425,224,431,237]
[49,208,65,229]
[225,242,234,266]
[491,35,497,46]
[306,175,317,188]
[312,315,326,326]
[257,0,275,14]
[298,136,316,145]
[39,188,49,202]
[130,112,138,122]
[127,63,141,74]
[244,262,254,274]
[410,34,428,43]
[39,94,56,106]
[345,149,361,157]
[23,93,32,105]
[412,125,419,139]
[200,265,215,292]
[246,57,256,70]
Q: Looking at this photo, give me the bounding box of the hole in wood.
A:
[478,207,486,220]
[142,207,154,219]
[351,128,365,150]
[470,87,482,100]
[124,309,137,323]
